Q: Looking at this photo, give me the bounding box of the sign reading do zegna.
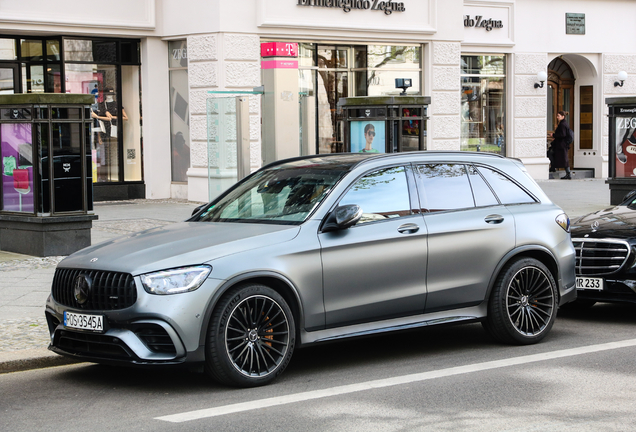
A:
[464,15,503,31]
[297,0,406,15]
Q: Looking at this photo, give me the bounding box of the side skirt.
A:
[300,305,487,345]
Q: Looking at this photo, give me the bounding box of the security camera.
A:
[395,78,412,95]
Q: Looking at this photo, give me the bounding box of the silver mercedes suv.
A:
[45,152,576,387]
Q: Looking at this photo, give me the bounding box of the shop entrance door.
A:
[0,65,18,94]
[547,58,575,168]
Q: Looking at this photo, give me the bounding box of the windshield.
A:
[195,160,351,224]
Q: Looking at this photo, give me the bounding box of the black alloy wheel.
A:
[484,257,557,344]
[206,284,295,387]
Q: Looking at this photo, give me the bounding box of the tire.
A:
[483,257,557,345]
[205,284,296,387]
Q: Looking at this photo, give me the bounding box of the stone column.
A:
[513,53,548,179]
[429,42,461,151]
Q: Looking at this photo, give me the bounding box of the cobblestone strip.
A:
[0,317,50,352]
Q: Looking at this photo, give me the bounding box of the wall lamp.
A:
[534,71,547,89]
[614,71,628,87]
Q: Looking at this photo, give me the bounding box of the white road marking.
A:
[156,338,636,423]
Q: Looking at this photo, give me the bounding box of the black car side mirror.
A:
[322,204,363,232]
[621,190,636,205]
[191,204,206,217]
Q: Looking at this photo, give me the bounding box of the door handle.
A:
[485,214,504,224]
[397,223,420,234]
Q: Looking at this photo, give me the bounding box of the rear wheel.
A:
[484,257,557,345]
[205,284,295,387]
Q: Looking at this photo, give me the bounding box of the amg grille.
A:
[573,239,631,276]
[52,268,137,310]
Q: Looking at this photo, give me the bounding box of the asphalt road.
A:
[2,303,636,432]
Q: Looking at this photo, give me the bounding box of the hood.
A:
[59,222,300,275]
[571,205,636,239]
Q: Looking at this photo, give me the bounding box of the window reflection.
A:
[340,166,411,224]
[418,164,475,211]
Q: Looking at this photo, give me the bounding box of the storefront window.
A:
[122,65,142,182]
[461,55,506,155]
[64,38,141,186]
[65,63,119,182]
[296,44,422,154]
[168,40,189,183]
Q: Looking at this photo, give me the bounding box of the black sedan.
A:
[570,190,636,306]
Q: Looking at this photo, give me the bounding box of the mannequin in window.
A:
[95,87,128,136]
[91,87,128,181]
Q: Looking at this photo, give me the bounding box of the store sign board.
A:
[566,13,585,35]
[261,42,298,58]
[296,0,406,15]
[463,3,513,46]
[464,15,503,31]
[261,60,299,69]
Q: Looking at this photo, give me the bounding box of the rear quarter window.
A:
[476,166,536,205]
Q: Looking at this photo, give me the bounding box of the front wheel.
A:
[205,284,296,387]
[483,257,557,345]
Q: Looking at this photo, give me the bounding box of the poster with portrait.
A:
[615,115,636,178]
[350,120,385,154]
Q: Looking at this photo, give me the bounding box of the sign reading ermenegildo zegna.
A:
[297,0,406,15]
[464,15,503,31]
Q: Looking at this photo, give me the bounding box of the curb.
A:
[0,348,82,374]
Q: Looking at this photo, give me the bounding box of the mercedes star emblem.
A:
[73,274,92,305]
[591,220,600,231]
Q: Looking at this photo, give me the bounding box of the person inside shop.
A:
[549,111,572,180]
[359,123,380,153]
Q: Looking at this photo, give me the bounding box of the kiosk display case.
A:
[0,94,97,256]
[606,97,636,204]
[338,96,430,154]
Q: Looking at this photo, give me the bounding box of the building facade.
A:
[1,0,635,205]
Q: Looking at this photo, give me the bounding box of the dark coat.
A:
[551,119,571,169]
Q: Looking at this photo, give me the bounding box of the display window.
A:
[168,40,189,183]
[292,43,422,155]
[63,38,141,185]
[460,55,506,155]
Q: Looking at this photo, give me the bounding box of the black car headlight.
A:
[141,265,212,295]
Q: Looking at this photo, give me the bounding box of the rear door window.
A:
[416,164,475,212]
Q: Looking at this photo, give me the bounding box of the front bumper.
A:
[575,277,636,304]
[44,275,224,366]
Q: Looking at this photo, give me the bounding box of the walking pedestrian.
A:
[550,111,572,179]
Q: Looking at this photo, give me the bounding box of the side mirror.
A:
[322,204,363,232]
[191,204,206,217]
[621,190,636,205]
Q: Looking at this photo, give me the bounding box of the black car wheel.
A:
[205,284,295,387]
[484,257,557,344]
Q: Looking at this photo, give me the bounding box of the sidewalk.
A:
[0,180,614,373]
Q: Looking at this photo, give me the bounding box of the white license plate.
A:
[64,311,104,332]
[576,277,603,291]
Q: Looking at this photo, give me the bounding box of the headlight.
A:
[555,213,570,233]
[141,265,211,295]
